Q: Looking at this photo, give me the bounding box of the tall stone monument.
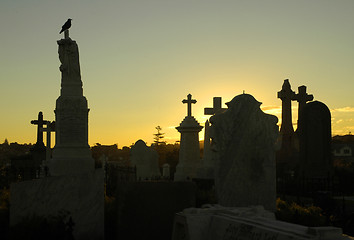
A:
[210,94,278,211]
[175,94,203,181]
[50,30,94,176]
[276,79,298,177]
[277,79,295,152]
[10,30,104,240]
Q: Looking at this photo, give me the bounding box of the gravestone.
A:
[197,97,227,179]
[130,139,160,180]
[172,206,348,240]
[210,94,278,211]
[298,101,332,179]
[163,163,170,179]
[10,30,104,240]
[175,94,203,181]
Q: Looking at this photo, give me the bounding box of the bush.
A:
[276,198,326,227]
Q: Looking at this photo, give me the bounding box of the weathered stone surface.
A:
[172,206,348,240]
[130,140,160,180]
[10,169,104,240]
[210,94,278,211]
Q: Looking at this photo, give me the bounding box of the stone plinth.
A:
[175,116,203,181]
[50,37,94,176]
[172,206,348,240]
[10,169,104,240]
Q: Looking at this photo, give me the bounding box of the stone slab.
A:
[172,206,349,240]
[10,169,104,240]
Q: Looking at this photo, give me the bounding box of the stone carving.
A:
[210,94,278,211]
[130,140,160,180]
[58,38,82,86]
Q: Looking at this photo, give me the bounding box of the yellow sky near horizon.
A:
[0,0,353,147]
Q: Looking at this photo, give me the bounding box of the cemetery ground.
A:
[1,140,354,239]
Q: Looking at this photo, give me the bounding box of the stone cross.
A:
[31,112,48,146]
[277,79,295,135]
[182,94,197,117]
[204,97,227,115]
[42,121,55,164]
[294,85,313,117]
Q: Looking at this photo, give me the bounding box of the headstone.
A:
[210,94,278,211]
[10,30,104,240]
[163,163,170,179]
[198,97,227,179]
[130,139,160,180]
[172,206,348,240]
[298,101,332,179]
[175,94,203,181]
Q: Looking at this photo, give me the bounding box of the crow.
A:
[59,18,72,34]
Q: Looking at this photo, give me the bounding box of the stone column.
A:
[175,94,203,181]
[50,35,94,176]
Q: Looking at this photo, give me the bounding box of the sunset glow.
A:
[0,0,353,147]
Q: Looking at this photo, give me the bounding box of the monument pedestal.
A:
[174,116,203,181]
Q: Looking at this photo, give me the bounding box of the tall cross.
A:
[277,79,296,135]
[182,94,197,117]
[31,112,49,146]
[204,97,227,115]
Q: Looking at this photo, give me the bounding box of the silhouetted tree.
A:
[153,126,166,146]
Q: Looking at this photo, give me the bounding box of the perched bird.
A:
[59,18,72,34]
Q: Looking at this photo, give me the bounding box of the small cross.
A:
[182,94,197,117]
[31,112,50,146]
[294,85,313,114]
[204,97,227,115]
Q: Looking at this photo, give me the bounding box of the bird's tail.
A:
[59,29,63,34]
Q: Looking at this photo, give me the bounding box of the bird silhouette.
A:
[59,19,72,34]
